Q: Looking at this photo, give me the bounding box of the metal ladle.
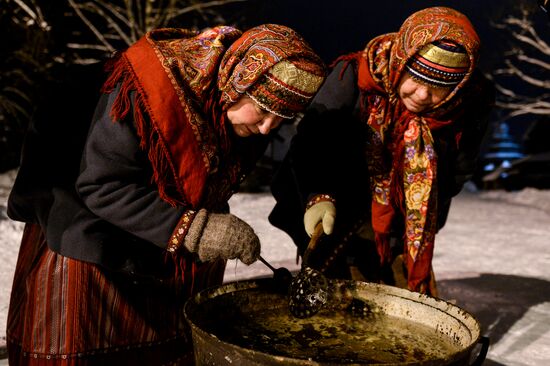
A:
[288,222,331,318]
[287,224,370,319]
[258,255,293,292]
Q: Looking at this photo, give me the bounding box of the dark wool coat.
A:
[269,61,495,274]
[8,87,186,279]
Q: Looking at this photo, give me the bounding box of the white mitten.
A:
[303,201,336,237]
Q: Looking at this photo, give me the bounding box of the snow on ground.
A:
[1,168,549,365]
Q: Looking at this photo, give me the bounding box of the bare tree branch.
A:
[496,60,550,89]
[61,0,250,63]
[491,5,550,120]
[504,16,550,53]
[170,0,248,18]
[67,0,116,52]
[12,0,49,30]
[83,1,134,45]
[66,43,113,51]
[516,54,550,71]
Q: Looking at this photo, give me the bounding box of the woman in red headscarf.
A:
[270,7,494,296]
[6,24,325,365]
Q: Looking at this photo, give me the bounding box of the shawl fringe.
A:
[163,251,198,291]
[375,232,392,265]
[331,52,362,80]
[102,54,184,207]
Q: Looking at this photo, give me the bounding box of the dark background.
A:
[251,0,542,71]
[2,0,549,189]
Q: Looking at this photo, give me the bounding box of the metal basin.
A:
[184,279,488,365]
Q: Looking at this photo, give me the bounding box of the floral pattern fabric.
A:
[345,7,481,294]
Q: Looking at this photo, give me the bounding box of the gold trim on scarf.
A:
[417,44,469,68]
[269,60,325,94]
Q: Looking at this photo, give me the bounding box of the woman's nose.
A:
[257,114,282,134]
[415,85,430,100]
[256,119,272,135]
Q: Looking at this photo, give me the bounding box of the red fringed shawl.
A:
[101,25,325,212]
[102,27,243,209]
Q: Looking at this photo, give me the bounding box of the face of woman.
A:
[227,96,285,137]
[397,73,453,113]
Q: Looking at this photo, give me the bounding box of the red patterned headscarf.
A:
[102,24,325,209]
[339,7,480,294]
[218,27,326,119]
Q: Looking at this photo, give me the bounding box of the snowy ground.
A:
[1,168,550,365]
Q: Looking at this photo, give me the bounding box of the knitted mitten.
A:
[184,209,260,265]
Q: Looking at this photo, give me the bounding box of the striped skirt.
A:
[6,223,225,365]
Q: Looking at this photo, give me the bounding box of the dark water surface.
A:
[194,289,460,364]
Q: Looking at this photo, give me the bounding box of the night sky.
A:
[249,0,548,73]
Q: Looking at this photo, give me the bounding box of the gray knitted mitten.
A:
[184,209,260,265]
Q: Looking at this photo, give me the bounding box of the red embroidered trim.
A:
[305,194,336,211]
[167,210,197,254]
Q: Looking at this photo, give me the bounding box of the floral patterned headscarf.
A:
[102,24,325,209]
[343,7,480,294]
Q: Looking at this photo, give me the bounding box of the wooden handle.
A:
[302,222,324,267]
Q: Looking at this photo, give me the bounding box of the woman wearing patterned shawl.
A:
[6,24,325,365]
[269,7,495,296]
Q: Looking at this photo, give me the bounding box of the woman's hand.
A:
[303,201,336,237]
[184,210,260,265]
